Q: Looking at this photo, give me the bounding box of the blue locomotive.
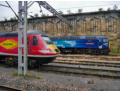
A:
[50,35,110,55]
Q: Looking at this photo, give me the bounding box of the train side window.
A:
[33,36,38,46]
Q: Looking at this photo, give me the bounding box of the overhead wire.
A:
[27,1,35,9]
[0,3,9,8]
[28,1,32,5]
[5,1,21,22]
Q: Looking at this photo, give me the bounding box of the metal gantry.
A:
[23,1,28,76]
[18,1,27,76]
[37,1,72,30]
[18,1,23,76]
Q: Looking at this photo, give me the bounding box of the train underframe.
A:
[59,48,110,55]
[0,55,55,68]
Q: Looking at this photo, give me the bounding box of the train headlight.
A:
[99,45,102,49]
[38,49,53,53]
[99,39,102,42]
[103,39,108,42]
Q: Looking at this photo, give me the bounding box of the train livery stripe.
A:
[85,43,94,45]
[0,52,58,57]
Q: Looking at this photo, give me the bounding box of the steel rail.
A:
[58,56,120,61]
[55,58,120,64]
[59,54,120,59]
[54,61,120,68]
[0,85,23,91]
[59,54,120,56]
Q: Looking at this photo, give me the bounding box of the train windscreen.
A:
[42,37,53,44]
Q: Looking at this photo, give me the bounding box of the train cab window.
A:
[103,38,108,42]
[33,36,38,46]
[42,36,53,44]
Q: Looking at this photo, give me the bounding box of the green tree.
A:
[41,14,46,17]
[34,13,39,17]
[67,10,72,14]
[78,9,83,13]
[4,18,8,22]
[10,17,16,21]
[107,8,111,11]
[98,8,103,12]
[113,4,118,10]
[58,11,63,15]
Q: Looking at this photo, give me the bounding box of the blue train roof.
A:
[50,35,108,40]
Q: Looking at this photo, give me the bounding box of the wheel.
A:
[101,49,109,55]
[5,57,14,67]
[103,50,109,55]
[28,59,36,69]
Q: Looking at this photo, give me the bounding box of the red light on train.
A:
[85,43,94,45]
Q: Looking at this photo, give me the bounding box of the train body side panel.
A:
[52,40,99,49]
[52,39,109,49]
[0,35,57,56]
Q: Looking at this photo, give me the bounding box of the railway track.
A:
[55,54,120,68]
[60,54,120,57]
[40,63,120,78]
[54,61,120,68]
[0,54,120,79]
[0,85,23,91]
[55,58,120,68]
[58,54,120,61]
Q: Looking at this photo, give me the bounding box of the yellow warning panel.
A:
[48,44,60,53]
[0,39,18,49]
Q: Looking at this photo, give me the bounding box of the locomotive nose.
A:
[47,44,61,54]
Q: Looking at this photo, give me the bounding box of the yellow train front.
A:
[42,36,61,55]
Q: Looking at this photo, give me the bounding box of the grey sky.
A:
[0,1,120,21]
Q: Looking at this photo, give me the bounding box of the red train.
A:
[0,30,60,67]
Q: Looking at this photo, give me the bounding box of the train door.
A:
[27,37,31,53]
[31,35,39,54]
